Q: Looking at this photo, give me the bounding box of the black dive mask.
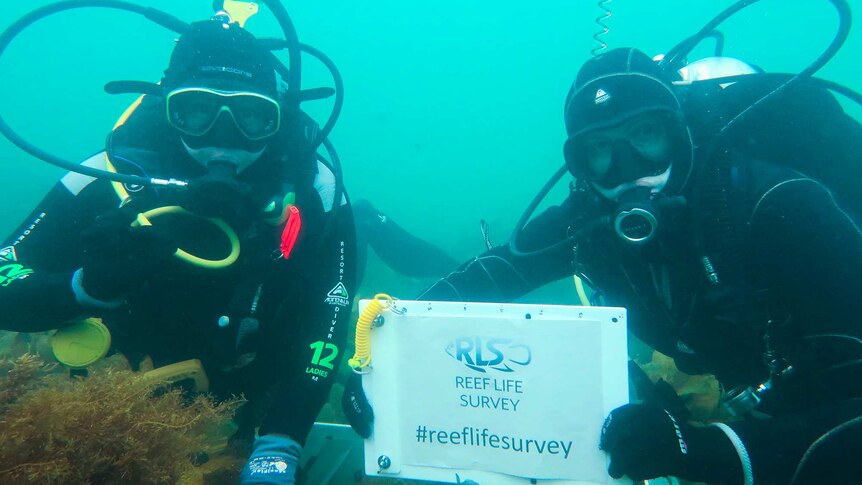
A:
[566,111,677,183]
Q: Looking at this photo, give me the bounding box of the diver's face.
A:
[568,111,680,200]
[180,115,269,174]
[167,87,281,173]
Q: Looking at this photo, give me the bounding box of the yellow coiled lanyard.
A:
[348,293,400,373]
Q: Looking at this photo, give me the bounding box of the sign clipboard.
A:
[359,300,629,485]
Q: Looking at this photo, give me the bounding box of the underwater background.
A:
[0,2,858,483]
[0,0,859,300]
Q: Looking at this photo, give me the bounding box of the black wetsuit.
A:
[421,79,862,484]
[0,98,356,445]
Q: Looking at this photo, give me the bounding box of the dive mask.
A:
[166,87,281,140]
[565,110,677,188]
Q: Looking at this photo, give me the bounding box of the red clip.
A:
[280,205,302,259]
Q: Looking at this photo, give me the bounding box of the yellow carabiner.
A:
[348,294,394,372]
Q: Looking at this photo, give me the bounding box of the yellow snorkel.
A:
[220,0,259,28]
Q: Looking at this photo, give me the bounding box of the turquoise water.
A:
[0,0,859,300]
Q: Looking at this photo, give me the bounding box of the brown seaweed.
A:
[0,354,240,485]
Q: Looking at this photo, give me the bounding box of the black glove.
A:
[80,209,177,301]
[600,403,743,484]
[341,372,374,439]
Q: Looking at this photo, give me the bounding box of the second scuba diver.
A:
[0,18,354,485]
[345,47,862,484]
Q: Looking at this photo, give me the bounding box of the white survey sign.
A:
[360,300,629,485]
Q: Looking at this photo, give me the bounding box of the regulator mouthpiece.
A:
[612,187,686,245]
[615,207,659,244]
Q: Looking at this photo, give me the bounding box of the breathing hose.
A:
[0,0,189,187]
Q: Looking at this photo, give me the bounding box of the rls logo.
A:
[446,337,532,373]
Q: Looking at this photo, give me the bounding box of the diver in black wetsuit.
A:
[0,20,354,485]
[346,48,862,484]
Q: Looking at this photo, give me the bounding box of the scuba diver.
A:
[0,9,354,485]
[343,2,862,481]
[424,49,862,484]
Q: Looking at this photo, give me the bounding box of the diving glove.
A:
[342,372,375,439]
[240,434,301,485]
[77,209,176,303]
[599,403,743,483]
